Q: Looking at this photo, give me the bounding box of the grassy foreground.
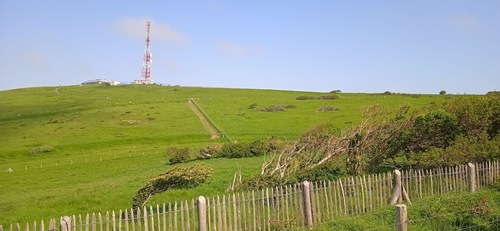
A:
[0,85,449,224]
[308,188,500,230]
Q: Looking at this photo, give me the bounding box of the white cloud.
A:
[114,17,188,44]
[216,41,266,58]
[447,14,481,31]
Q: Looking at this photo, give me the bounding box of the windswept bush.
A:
[132,164,212,208]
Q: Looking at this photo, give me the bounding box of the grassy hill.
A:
[0,85,448,224]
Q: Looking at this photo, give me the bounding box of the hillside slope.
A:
[0,85,448,224]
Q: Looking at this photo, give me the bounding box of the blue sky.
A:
[0,1,499,94]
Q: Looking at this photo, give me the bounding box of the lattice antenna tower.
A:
[135,21,153,84]
[142,21,152,80]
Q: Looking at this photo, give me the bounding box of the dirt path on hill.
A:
[187,100,219,139]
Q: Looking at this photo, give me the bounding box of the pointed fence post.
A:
[301,181,314,228]
[60,216,71,231]
[396,204,408,231]
[467,163,476,193]
[197,196,207,231]
[390,170,402,205]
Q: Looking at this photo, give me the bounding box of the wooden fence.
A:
[2,161,499,231]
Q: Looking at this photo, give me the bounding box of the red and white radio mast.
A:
[134,21,154,84]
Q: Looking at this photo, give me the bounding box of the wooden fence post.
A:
[60,216,71,231]
[197,196,207,231]
[389,170,402,205]
[301,181,314,228]
[395,204,407,231]
[467,163,476,193]
[49,219,56,231]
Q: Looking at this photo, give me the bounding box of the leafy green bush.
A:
[445,94,500,138]
[218,142,252,158]
[212,138,285,159]
[296,161,346,182]
[198,143,222,159]
[409,110,459,152]
[131,164,213,208]
[296,95,314,100]
[166,147,191,164]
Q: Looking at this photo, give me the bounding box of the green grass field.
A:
[0,85,449,224]
[308,188,499,230]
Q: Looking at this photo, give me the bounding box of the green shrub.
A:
[296,161,346,182]
[131,164,212,208]
[30,145,54,154]
[198,143,222,159]
[218,142,252,158]
[296,95,313,100]
[214,138,284,159]
[445,95,500,138]
[409,110,459,152]
[249,139,283,156]
[256,105,285,112]
[166,147,191,164]
[317,94,339,100]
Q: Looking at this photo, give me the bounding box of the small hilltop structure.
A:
[81,79,120,86]
[134,21,154,85]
